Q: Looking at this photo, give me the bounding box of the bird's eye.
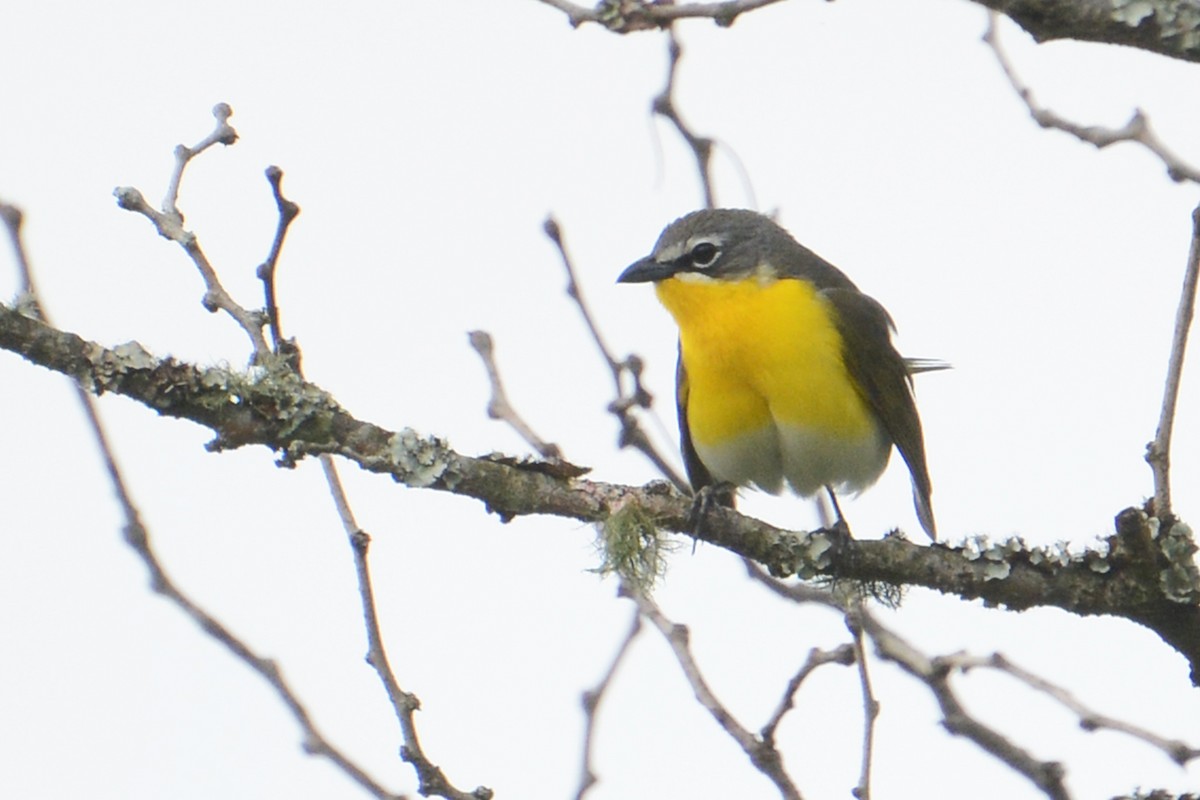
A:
[690,242,719,268]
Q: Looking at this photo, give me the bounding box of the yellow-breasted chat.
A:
[618,208,937,541]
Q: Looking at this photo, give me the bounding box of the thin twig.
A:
[320,459,491,800]
[949,652,1200,766]
[752,563,1080,799]
[575,609,643,800]
[854,607,1073,800]
[0,204,40,308]
[163,102,238,212]
[257,165,301,353]
[536,0,786,31]
[653,31,716,208]
[846,606,878,800]
[0,199,404,800]
[625,582,803,800]
[119,108,478,799]
[112,103,271,359]
[249,135,488,800]
[543,216,689,491]
[984,13,1200,184]
[759,644,856,746]
[468,330,562,459]
[743,559,841,607]
[1147,202,1200,520]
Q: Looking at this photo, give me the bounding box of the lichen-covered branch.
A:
[536,0,1200,65]
[3,301,1199,683]
[978,0,1200,64]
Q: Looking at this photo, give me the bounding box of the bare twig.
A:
[751,563,1082,798]
[575,609,643,800]
[118,466,405,800]
[845,607,878,800]
[257,165,301,353]
[984,13,1200,184]
[759,644,856,746]
[543,215,689,491]
[536,0,786,31]
[1147,202,1200,520]
[653,31,716,208]
[0,203,40,310]
[320,459,491,800]
[468,330,562,459]
[746,561,877,796]
[0,199,404,800]
[625,582,803,800]
[744,559,841,607]
[151,115,484,800]
[113,103,272,359]
[853,607,1073,800]
[163,102,238,211]
[949,652,1200,766]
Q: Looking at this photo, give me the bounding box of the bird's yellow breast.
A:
[655,274,876,447]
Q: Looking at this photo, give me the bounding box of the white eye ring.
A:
[689,241,720,268]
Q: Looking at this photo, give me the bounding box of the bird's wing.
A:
[821,287,937,539]
[675,344,714,493]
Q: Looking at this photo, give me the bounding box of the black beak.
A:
[617,256,677,284]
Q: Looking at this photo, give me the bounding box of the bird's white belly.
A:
[696,421,890,497]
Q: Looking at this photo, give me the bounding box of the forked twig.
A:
[231,130,489,800]
[853,607,1073,800]
[0,199,404,800]
[116,107,487,799]
[625,582,803,800]
[653,31,716,208]
[113,104,271,359]
[948,651,1200,766]
[759,644,856,746]
[544,216,689,491]
[984,13,1200,184]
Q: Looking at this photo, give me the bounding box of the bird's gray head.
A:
[617,209,796,284]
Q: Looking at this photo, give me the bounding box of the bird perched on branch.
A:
[618,208,939,540]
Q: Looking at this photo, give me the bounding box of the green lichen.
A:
[806,532,836,570]
[1157,521,1200,603]
[1111,0,1156,26]
[1111,0,1200,50]
[593,502,675,591]
[388,427,451,488]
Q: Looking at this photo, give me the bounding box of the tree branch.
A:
[535,0,786,31]
[978,0,1200,64]
[536,0,1200,64]
[4,304,1199,683]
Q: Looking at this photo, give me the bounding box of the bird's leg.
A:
[823,485,853,540]
[687,482,737,543]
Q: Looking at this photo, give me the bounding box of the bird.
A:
[617,208,938,540]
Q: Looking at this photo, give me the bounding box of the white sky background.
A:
[3,1,1200,798]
